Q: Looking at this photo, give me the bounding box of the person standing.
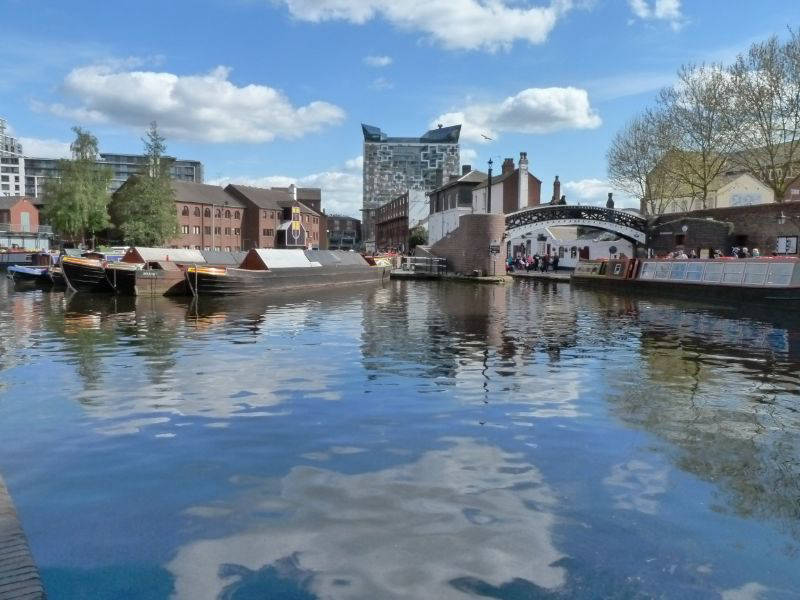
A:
[542,254,550,272]
[553,254,560,270]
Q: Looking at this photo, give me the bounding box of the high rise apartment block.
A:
[361,123,460,245]
[0,118,25,197]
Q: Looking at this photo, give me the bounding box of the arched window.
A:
[181,206,189,216]
[234,211,240,219]
[225,210,231,219]
[215,209,222,218]
[194,207,201,216]
[204,208,211,218]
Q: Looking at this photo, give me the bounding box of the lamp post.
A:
[486,158,493,213]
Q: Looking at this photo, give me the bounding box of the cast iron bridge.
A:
[505,204,648,244]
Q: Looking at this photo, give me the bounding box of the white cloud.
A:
[279,0,575,52]
[587,71,674,101]
[363,55,392,67]
[38,64,345,143]
[210,161,362,218]
[460,148,478,164]
[627,0,684,30]
[19,136,72,158]
[369,76,394,91]
[433,87,601,143]
[344,155,363,170]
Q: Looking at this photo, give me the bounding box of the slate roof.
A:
[473,168,542,190]
[170,180,246,208]
[0,196,28,210]
[428,170,487,195]
[225,185,320,216]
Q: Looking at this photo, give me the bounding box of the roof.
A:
[124,247,206,264]
[0,196,32,210]
[200,250,248,265]
[169,180,245,208]
[473,168,542,190]
[361,123,461,144]
[246,248,315,269]
[428,170,488,195]
[226,185,319,216]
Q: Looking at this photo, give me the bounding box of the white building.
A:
[0,117,25,197]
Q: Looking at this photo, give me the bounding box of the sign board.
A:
[489,244,501,254]
[776,235,798,254]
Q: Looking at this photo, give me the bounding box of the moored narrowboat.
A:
[6,265,51,289]
[571,257,800,305]
[185,249,389,296]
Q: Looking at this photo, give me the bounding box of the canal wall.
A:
[429,213,507,276]
[0,476,45,599]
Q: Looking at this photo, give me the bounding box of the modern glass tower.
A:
[361,123,460,245]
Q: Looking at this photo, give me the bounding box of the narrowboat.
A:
[61,256,116,293]
[571,256,800,305]
[185,249,389,296]
[6,265,51,289]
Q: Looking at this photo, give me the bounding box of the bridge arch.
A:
[505,205,648,245]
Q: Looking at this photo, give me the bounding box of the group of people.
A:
[507,253,560,273]
[667,247,760,259]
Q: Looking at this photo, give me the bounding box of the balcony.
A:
[0,223,53,235]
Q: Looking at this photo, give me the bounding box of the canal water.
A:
[0,277,799,599]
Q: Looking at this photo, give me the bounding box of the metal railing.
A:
[0,224,52,234]
[400,255,447,275]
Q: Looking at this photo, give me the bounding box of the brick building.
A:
[472,152,541,214]
[170,180,246,251]
[225,184,322,250]
[648,202,800,256]
[374,190,427,252]
[327,215,361,250]
[0,196,52,249]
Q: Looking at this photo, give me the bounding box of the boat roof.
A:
[123,247,207,264]
[244,248,315,269]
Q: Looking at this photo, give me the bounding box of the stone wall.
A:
[429,213,507,275]
[649,202,800,255]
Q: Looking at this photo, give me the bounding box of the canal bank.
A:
[0,476,44,599]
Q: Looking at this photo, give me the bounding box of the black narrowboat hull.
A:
[187,265,389,296]
[61,258,115,293]
[107,267,188,297]
[48,267,66,290]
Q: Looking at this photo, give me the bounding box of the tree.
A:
[408,225,428,249]
[607,110,679,215]
[727,30,800,200]
[43,127,112,246]
[110,122,178,246]
[655,64,738,210]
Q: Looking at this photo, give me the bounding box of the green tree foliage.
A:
[409,225,428,248]
[43,127,112,246]
[110,122,178,246]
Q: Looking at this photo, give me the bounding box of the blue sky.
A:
[1,0,796,216]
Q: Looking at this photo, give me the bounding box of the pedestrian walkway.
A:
[510,270,570,283]
[0,476,44,600]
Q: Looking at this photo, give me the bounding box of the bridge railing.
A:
[400,255,447,275]
[505,204,647,240]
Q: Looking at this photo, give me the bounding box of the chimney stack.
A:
[462,164,471,176]
[289,183,297,202]
[552,175,560,205]
[518,152,530,210]
[502,157,515,175]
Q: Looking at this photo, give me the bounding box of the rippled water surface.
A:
[1,277,799,599]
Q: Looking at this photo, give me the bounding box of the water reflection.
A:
[169,437,565,600]
[2,279,800,597]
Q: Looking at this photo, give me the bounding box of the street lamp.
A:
[486,158,493,213]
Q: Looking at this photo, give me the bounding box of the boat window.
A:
[767,263,794,286]
[722,262,745,284]
[703,263,723,282]
[655,262,672,280]
[640,262,656,279]
[670,262,687,280]
[743,263,768,285]
[685,262,704,281]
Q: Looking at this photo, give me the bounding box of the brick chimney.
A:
[551,175,560,205]
[518,152,529,210]
[462,164,471,176]
[502,157,515,175]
